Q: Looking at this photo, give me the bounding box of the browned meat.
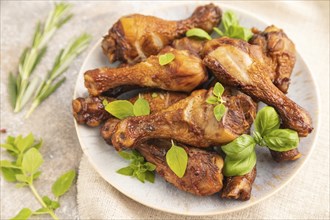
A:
[102,4,221,64]
[72,96,115,127]
[100,91,188,142]
[84,47,208,96]
[137,139,224,196]
[203,37,313,137]
[172,37,205,56]
[221,166,256,201]
[270,148,301,162]
[250,25,296,93]
[111,87,257,151]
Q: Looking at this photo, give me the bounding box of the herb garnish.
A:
[186,28,212,40]
[0,133,76,220]
[213,11,253,41]
[159,53,175,65]
[206,82,227,121]
[221,106,300,176]
[166,140,188,178]
[117,150,156,183]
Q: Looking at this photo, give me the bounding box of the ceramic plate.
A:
[73,2,320,216]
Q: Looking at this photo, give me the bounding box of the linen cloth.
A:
[76,1,330,219]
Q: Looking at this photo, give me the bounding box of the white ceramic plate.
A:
[73,2,320,216]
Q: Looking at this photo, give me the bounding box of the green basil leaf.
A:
[16,133,35,153]
[145,171,155,183]
[34,207,49,214]
[16,182,28,188]
[166,142,188,178]
[222,11,239,31]
[116,166,134,176]
[15,174,29,183]
[263,129,299,152]
[105,100,134,119]
[0,160,21,169]
[254,106,280,136]
[213,82,225,97]
[52,170,76,197]
[42,196,52,206]
[0,143,18,153]
[118,151,133,160]
[135,170,146,183]
[145,162,156,171]
[222,134,256,160]
[33,171,42,180]
[31,138,43,150]
[223,151,256,176]
[10,208,32,220]
[22,148,43,175]
[102,99,108,107]
[206,95,218,105]
[1,167,19,182]
[49,200,60,210]
[214,103,226,121]
[186,28,212,40]
[133,97,150,116]
[159,53,175,66]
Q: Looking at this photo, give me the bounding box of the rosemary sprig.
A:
[25,34,92,118]
[9,3,73,113]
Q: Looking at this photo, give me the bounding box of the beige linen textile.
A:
[77,1,329,219]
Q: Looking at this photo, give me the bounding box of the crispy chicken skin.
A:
[73,91,187,127]
[250,25,296,93]
[111,87,257,151]
[84,47,208,96]
[137,139,224,196]
[102,4,221,64]
[203,37,313,137]
[172,37,205,57]
[221,166,256,201]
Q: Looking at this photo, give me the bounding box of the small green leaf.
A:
[213,82,225,97]
[145,162,156,171]
[118,151,133,160]
[31,138,43,150]
[263,129,299,152]
[42,196,52,206]
[186,28,212,40]
[254,106,280,136]
[0,160,21,169]
[34,207,49,214]
[1,167,19,182]
[102,99,109,107]
[16,133,35,153]
[206,95,218,105]
[104,100,134,119]
[1,143,19,154]
[135,170,146,183]
[214,103,226,121]
[10,208,32,220]
[33,171,42,180]
[52,170,76,197]
[133,97,150,116]
[151,93,158,98]
[49,201,60,210]
[15,174,29,183]
[22,148,43,175]
[223,151,257,176]
[158,53,175,66]
[145,171,155,183]
[222,134,256,160]
[166,141,188,178]
[117,166,134,176]
[16,182,28,188]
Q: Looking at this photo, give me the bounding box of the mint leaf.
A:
[133,97,150,116]
[10,208,32,220]
[166,141,188,178]
[159,53,175,66]
[22,148,43,175]
[52,170,76,198]
[104,100,134,119]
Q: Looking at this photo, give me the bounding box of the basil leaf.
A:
[135,170,146,183]
[52,170,76,198]
[34,207,50,214]
[15,174,29,183]
[254,106,280,136]
[1,167,19,182]
[213,82,225,97]
[0,143,18,153]
[145,171,155,183]
[118,151,133,160]
[104,100,134,119]
[42,196,52,206]
[117,166,134,176]
[0,160,21,169]
[145,162,156,171]
[102,99,108,107]
[10,208,32,220]
[133,97,150,116]
[186,28,212,40]
[16,133,34,153]
[33,171,42,180]
[166,142,188,178]
[223,151,256,176]
[206,95,218,104]
[214,103,226,121]
[22,148,43,175]
[222,134,256,160]
[221,11,239,30]
[263,129,299,152]
[159,53,175,66]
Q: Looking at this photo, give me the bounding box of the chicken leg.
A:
[203,37,312,137]
[84,47,208,96]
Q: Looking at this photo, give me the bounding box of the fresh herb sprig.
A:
[206,82,227,121]
[186,28,212,40]
[26,34,92,118]
[117,150,156,183]
[9,3,73,113]
[0,134,76,220]
[213,11,253,41]
[103,95,151,119]
[221,106,299,176]
[159,53,175,66]
[166,140,188,178]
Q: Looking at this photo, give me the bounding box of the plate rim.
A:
[73,2,321,216]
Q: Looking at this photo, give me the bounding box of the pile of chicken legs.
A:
[73,4,313,201]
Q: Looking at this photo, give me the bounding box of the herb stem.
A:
[29,183,59,220]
